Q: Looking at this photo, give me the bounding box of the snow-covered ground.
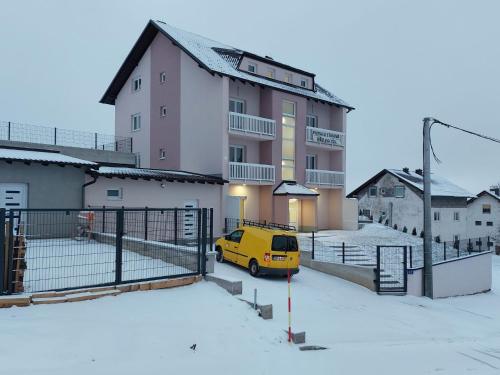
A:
[23,239,193,292]
[1,254,500,374]
[298,223,486,267]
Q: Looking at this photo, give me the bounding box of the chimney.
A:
[490,186,500,196]
[415,168,423,176]
[265,55,274,60]
[402,167,410,174]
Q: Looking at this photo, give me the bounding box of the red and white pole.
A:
[287,267,292,343]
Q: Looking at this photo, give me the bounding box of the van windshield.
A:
[271,235,298,252]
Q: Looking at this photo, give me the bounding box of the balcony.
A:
[229,162,275,184]
[306,126,345,149]
[228,112,276,140]
[306,169,344,188]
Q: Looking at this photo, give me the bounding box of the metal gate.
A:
[376,246,407,294]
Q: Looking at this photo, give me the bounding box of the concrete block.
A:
[291,331,306,344]
[205,252,215,274]
[0,296,31,308]
[205,274,242,295]
[139,283,151,291]
[258,304,273,320]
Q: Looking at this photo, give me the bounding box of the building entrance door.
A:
[288,198,299,230]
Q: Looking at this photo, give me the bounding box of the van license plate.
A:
[272,255,286,261]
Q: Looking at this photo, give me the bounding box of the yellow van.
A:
[215,222,300,277]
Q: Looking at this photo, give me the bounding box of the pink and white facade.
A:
[101,20,354,232]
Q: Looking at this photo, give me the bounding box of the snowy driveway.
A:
[1,257,500,374]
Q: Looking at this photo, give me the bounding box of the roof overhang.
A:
[273,181,319,197]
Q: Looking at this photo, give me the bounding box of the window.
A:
[483,204,491,214]
[228,230,244,243]
[284,72,292,83]
[247,63,256,73]
[306,154,317,170]
[106,188,122,201]
[160,106,167,117]
[266,68,275,79]
[132,77,142,92]
[475,220,482,226]
[434,211,440,221]
[394,186,405,198]
[229,145,245,163]
[131,113,141,131]
[453,212,460,221]
[159,148,166,160]
[368,186,377,197]
[160,71,166,83]
[306,115,318,128]
[487,221,493,226]
[229,99,245,114]
[271,235,298,252]
[282,101,296,180]
[300,78,308,88]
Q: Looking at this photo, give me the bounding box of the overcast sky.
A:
[0,0,498,194]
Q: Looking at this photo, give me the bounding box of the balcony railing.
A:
[228,112,276,139]
[229,162,275,184]
[306,169,344,187]
[306,126,345,148]
[0,121,133,153]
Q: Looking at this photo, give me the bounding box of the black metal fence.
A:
[0,120,133,153]
[299,233,494,269]
[0,207,213,294]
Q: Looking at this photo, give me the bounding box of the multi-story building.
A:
[100,20,354,231]
[347,168,472,242]
[467,187,500,246]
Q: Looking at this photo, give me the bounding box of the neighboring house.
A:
[347,168,472,242]
[467,187,500,246]
[100,20,354,231]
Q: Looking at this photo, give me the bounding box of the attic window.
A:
[300,78,308,88]
[394,186,405,198]
[368,186,377,197]
[248,63,256,73]
[132,77,142,92]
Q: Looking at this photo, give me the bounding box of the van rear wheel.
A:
[249,259,259,277]
[215,246,224,263]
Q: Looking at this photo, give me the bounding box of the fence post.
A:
[376,246,381,293]
[403,246,408,292]
[457,240,460,258]
[201,208,208,276]
[409,246,413,268]
[174,208,178,245]
[0,209,5,293]
[209,208,214,252]
[197,209,202,275]
[311,231,315,260]
[54,127,57,145]
[115,208,124,285]
[144,206,148,241]
[468,238,472,254]
[342,242,346,264]
[102,205,106,233]
[443,241,446,261]
[7,121,11,140]
[488,236,491,251]
[7,210,14,294]
[94,133,98,149]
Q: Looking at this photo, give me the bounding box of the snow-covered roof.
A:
[101,20,353,110]
[387,169,472,198]
[347,169,473,198]
[273,181,319,196]
[468,190,500,204]
[91,166,226,185]
[0,147,96,166]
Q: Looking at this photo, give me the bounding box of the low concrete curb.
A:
[205,274,242,295]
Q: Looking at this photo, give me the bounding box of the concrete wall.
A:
[115,45,151,167]
[0,140,135,166]
[406,252,492,298]
[0,161,86,208]
[84,177,225,236]
[228,184,261,220]
[343,198,359,230]
[228,81,261,116]
[301,252,376,291]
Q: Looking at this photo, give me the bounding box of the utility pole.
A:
[423,117,434,298]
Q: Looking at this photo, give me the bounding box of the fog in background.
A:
[1,0,498,194]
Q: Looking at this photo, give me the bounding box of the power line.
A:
[429,118,500,163]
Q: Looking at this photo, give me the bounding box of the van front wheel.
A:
[215,246,224,263]
[249,259,259,277]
